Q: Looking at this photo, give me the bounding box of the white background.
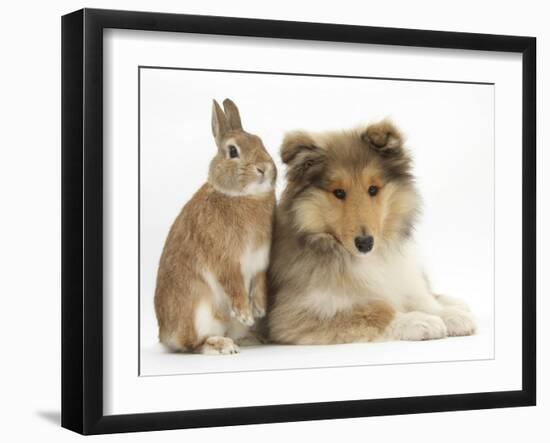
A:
[0,1,547,442]
[139,68,495,376]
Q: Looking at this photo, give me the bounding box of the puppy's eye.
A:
[228,145,239,159]
[368,185,379,197]
[333,189,346,200]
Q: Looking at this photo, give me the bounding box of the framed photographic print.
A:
[61,8,536,435]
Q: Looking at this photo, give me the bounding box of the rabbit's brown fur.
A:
[154,99,276,354]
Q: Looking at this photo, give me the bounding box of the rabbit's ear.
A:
[222,98,243,131]
[212,99,229,143]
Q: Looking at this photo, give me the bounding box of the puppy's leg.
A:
[218,264,254,327]
[249,272,267,319]
[270,300,395,345]
[410,292,477,337]
[384,311,447,341]
[438,306,477,337]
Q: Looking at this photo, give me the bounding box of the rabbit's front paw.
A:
[251,300,266,319]
[250,287,267,318]
[249,273,268,319]
[231,304,255,327]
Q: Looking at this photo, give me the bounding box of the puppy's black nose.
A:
[354,235,374,253]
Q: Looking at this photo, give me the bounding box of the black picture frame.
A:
[62,8,536,435]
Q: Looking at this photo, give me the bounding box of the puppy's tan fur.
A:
[268,120,478,344]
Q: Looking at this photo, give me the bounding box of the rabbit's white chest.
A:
[240,243,270,291]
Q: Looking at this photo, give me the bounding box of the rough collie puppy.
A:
[267,120,476,345]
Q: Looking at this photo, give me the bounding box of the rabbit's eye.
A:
[228,145,239,159]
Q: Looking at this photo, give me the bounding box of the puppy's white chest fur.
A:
[299,240,432,320]
[299,289,358,320]
[352,240,430,310]
[240,243,270,292]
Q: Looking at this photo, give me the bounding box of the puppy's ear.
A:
[281,131,326,183]
[363,120,412,180]
[361,120,404,157]
[222,98,243,131]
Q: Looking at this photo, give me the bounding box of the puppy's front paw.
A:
[440,307,477,336]
[389,312,448,341]
[230,305,255,327]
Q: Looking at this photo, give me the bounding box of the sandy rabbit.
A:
[154,98,277,354]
